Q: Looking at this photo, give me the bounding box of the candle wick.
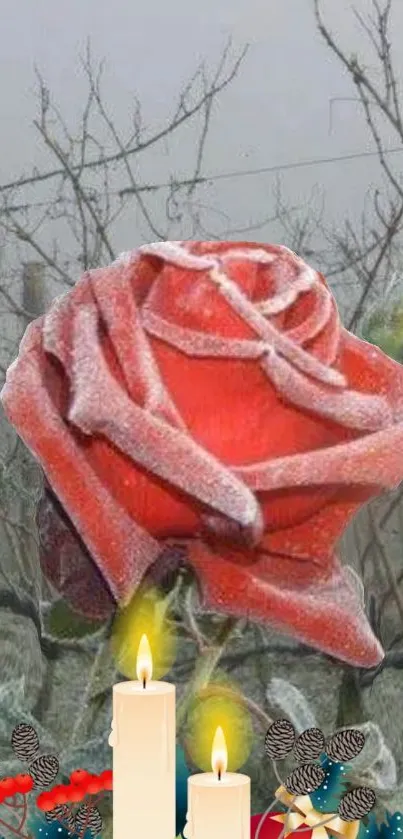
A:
[143,677,146,689]
[218,769,222,782]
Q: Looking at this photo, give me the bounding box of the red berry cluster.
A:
[0,774,34,802]
[37,769,113,812]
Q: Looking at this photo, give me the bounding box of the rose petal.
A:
[260,487,372,568]
[141,242,346,387]
[235,418,403,491]
[1,322,161,603]
[89,263,186,427]
[37,488,115,620]
[67,303,263,538]
[235,331,403,491]
[143,308,267,359]
[285,280,333,345]
[209,262,346,387]
[340,328,403,412]
[261,349,391,431]
[187,540,384,667]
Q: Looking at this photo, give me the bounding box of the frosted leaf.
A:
[68,304,262,535]
[345,722,397,790]
[266,678,317,733]
[344,567,365,609]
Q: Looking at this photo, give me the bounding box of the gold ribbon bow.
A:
[272,786,360,838]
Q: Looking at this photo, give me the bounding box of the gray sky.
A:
[1,0,403,255]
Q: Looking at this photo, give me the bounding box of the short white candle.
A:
[109,635,175,839]
[183,727,251,839]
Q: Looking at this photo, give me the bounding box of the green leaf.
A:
[335,667,366,728]
[45,600,105,639]
[362,301,403,361]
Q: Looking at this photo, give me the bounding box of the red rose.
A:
[3,241,403,666]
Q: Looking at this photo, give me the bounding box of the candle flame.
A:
[211,726,228,780]
[136,633,153,686]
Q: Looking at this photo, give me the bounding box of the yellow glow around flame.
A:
[111,586,176,680]
[184,673,253,772]
[136,633,153,685]
[211,726,228,780]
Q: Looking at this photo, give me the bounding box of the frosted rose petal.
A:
[236,420,403,491]
[187,540,384,667]
[67,305,263,535]
[143,308,266,359]
[209,263,346,388]
[261,350,391,431]
[286,282,334,347]
[90,265,185,428]
[1,322,161,604]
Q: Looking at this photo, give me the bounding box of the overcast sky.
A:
[1,0,403,259]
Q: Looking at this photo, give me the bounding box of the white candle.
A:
[183,727,251,839]
[109,635,176,839]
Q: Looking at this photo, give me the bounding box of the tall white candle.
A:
[183,727,251,839]
[109,635,176,839]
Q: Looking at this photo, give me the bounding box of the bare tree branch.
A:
[0,39,248,196]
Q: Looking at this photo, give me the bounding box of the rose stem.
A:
[198,683,273,729]
[176,617,238,732]
[369,510,403,625]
